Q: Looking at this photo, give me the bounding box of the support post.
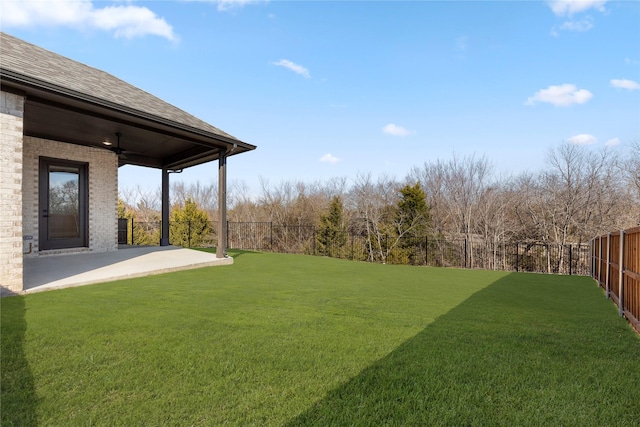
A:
[216,150,228,258]
[160,167,170,246]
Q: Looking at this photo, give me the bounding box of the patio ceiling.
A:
[18,86,249,170]
[0,32,255,170]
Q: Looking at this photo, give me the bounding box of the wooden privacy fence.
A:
[591,227,640,334]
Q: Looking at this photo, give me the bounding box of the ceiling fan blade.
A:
[118,152,162,168]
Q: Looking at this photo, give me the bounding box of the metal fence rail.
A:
[118,219,590,276]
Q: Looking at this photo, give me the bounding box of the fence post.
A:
[425,236,428,266]
[351,232,354,260]
[464,239,468,269]
[384,234,388,263]
[598,235,602,287]
[546,243,550,274]
[598,233,608,298]
[515,243,519,272]
[589,239,596,277]
[619,230,625,317]
[569,244,573,276]
[131,218,135,246]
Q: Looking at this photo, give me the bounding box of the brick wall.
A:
[22,137,119,257]
[0,91,25,292]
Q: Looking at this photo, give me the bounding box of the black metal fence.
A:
[118,219,590,275]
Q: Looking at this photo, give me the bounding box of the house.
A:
[0,32,256,293]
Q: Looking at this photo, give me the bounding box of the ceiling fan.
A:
[108,132,127,157]
[103,132,156,166]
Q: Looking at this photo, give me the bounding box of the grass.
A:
[2,250,639,426]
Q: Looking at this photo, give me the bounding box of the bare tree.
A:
[543,143,620,245]
[119,185,161,221]
[171,181,218,219]
[412,154,492,238]
[229,180,264,222]
[620,141,640,226]
[409,160,448,236]
[347,173,400,262]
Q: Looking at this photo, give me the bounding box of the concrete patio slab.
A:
[13,246,232,295]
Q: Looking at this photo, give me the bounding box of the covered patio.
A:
[0,33,256,293]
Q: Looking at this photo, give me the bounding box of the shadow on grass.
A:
[1,295,38,426]
[286,273,640,426]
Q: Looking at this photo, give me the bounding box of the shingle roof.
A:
[0,32,239,142]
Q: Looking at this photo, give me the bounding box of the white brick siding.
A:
[0,91,25,292]
[1,88,119,293]
[22,137,119,258]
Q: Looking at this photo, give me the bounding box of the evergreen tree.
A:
[170,197,212,247]
[396,183,430,236]
[316,196,347,256]
[395,183,431,262]
[117,198,130,219]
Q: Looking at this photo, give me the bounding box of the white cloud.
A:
[206,0,266,12]
[625,57,640,65]
[605,138,621,147]
[91,6,176,40]
[383,123,413,137]
[272,59,310,79]
[526,84,593,107]
[610,78,640,91]
[180,0,267,12]
[319,153,341,164]
[551,17,594,36]
[548,0,608,17]
[567,134,597,145]
[559,18,594,32]
[0,0,176,41]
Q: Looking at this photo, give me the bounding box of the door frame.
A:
[39,157,89,250]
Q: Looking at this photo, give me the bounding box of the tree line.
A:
[118,142,640,254]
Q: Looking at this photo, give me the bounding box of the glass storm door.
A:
[39,158,88,250]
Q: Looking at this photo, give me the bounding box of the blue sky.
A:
[2,0,639,194]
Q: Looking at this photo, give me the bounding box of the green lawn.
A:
[2,250,639,426]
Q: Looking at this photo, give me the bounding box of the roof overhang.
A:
[1,69,255,170]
